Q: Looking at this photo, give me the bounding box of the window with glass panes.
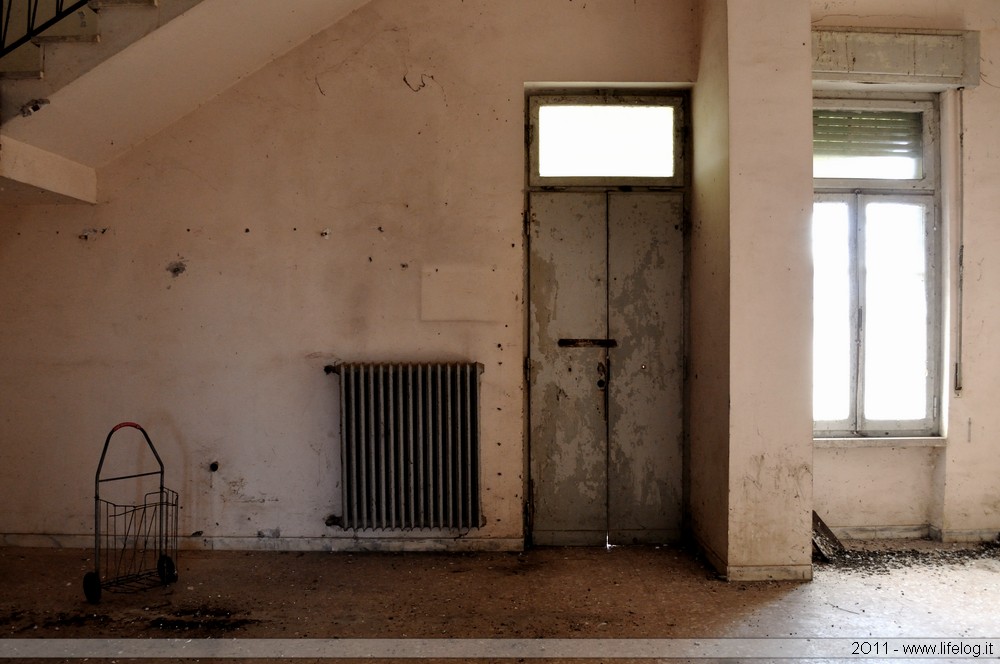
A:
[812,98,941,437]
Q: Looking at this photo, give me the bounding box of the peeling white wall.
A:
[689,0,814,581]
[689,0,732,574]
[3,0,996,566]
[941,2,1000,541]
[726,0,814,580]
[814,445,941,538]
[811,0,1000,542]
[0,0,698,550]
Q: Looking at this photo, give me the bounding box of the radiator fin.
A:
[338,362,483,531]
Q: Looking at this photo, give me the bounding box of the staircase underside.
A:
[0,0,371,204]
[0,135,97,203]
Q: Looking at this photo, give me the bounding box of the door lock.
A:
[558,338,618,348]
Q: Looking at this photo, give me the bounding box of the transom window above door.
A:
[528,94,685,188]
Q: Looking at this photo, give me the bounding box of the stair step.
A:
[1,0,199,120]
[0,44,43,79]
[1,1,101,78]
[33,4,100,43]
[90,0,158,6]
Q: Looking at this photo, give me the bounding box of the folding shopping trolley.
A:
[83,422,179,604]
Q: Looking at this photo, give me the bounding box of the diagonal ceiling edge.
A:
[0,0,372,169]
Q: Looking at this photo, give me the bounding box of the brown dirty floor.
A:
[1,540,999,663]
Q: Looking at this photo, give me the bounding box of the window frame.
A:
[812,192,941,437]
[813,97,938,193]
[813,95,943,438]
[527,94,685,188]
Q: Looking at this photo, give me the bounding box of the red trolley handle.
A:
[94,422,165,487]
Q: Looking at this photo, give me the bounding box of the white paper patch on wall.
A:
[421,265,505,322]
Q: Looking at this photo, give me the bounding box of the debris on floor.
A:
[814,535,1000,576]
[2,541,999,640]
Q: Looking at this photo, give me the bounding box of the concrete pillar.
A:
[691,0,814,581]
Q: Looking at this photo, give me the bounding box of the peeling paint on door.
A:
[529,191,684,546]
[607,193,684,544]
[529,192,609,546]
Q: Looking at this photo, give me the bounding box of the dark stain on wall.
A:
[166,259,187,277]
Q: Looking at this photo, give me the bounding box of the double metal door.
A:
[528,191,684,545]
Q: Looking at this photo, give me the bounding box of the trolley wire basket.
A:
[83,422,179,604]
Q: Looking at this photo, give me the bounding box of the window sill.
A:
[814,437,945,449]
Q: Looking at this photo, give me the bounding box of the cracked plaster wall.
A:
[810,0,1000,541]
[6,0,995,559]
[0,0,697,549]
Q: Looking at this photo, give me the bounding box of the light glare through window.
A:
[814,156,919,180]
[863,202,928,420]
[812,202,852,422]
[538,105,674,178]
[812,200,931,428]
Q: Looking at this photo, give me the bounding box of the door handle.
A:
[558,338,618,348]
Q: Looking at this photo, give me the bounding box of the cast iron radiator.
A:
[335,362,484,531]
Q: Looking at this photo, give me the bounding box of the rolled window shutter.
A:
[813,110,922,158]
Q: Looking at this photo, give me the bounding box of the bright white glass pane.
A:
[864,202,927,421]
[813,202,852,422]
[814,155,920,179]
[538,105,674,178]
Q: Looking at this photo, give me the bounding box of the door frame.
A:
[523,89,691,546]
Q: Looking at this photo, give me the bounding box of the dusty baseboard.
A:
[188,536,525,552]
[831,524,930,540]
[1,533,92,548]
[690,533,727,578]
[928,526,1000,543]
[1,532,524,552]
[726,564,812,582]
[832,524,1000,543]
[689,533,813,582]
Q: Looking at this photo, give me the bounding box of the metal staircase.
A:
[1,0,94,60]
[1,2,163,80]
[0,0,371,204]
[0,1,196,124]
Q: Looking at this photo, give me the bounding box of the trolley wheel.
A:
[157,554,178,584]
[83,572,101,604]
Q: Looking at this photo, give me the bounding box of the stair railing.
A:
[1,0,91,59]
